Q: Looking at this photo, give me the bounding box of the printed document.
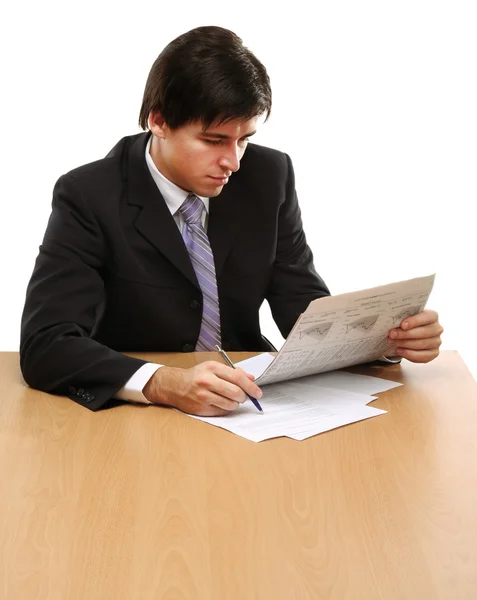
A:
[255,274,435,385]
[187,274,434,441]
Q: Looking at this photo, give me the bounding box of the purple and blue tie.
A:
[179,194,221,351]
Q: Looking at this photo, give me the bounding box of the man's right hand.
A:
[142,361,263,416]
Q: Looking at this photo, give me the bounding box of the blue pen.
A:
[214,345,264,413]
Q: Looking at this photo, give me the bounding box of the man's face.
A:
[149,114,259,197]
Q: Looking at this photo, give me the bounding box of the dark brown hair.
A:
[139,26,272,130]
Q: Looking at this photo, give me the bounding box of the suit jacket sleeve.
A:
[266,153,330,338]
[20,173,148,410]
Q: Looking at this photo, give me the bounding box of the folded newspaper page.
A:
[256,274,435,386]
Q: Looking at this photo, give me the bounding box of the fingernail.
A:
[390,330,398,338]
[402,321,409,329]
[256,390,263,399]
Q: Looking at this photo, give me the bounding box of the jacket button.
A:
[68,385,76,395]
[77,388,84,396]
[182,343,195,352]
[189,299,200,309]
[85,394,95,403]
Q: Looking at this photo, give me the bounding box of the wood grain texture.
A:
[1,351,476,599]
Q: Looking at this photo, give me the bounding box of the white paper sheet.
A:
[234,352,275,379]
[235,355,402,400]
[190,383,386,442]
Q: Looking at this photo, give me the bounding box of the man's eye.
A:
[203,138,250,146]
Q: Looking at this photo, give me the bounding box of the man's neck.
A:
[148,134,167,177]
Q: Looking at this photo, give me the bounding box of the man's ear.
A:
[148,111,168,139]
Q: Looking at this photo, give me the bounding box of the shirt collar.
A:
[145,135,209,216]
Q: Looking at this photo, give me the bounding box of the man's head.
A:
[139,26,272,197]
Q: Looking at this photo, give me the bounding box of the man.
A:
[20,26,443,415]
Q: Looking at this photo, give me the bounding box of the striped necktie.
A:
[179,194,221,351]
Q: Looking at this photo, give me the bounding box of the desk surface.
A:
[1,350,476,599]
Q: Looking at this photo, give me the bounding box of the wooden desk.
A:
[1,351,476,599]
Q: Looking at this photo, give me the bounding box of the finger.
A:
[187,401,231,417]
[211,364,263,399]
[389,323,443,341]
[175,398,230,417]
[399,309,439,330]
[233,368,263,399]
[395,336,442,351]
[194,385,240,411]
[208,392,241,412]
[189,364,241,404]
[200,366,252,404]
[211,378,249,403]
[395,348,440,363]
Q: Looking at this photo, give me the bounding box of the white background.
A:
[1,1,476,378]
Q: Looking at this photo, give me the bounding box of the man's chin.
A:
[208,186,225,197]
[200,183,225,198]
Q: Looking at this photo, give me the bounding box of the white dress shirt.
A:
[114,137,209,404]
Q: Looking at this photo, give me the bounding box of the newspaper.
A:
[255,274,435,386]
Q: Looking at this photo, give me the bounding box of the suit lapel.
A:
[125,133,199,289]
[207,175,246,277]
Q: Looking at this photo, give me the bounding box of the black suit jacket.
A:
[20,132,330,410]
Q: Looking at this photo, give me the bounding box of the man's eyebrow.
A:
[201,131,257,140]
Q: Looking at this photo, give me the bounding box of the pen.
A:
[214,345,264,413]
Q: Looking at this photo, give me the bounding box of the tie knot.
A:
[180,194,204,225]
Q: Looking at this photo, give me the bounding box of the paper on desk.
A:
[187,277,422,442]
[304,371,402,395]
[190,382,386,442]
[236,354,402,399]
[255,274,434,386]
[187,357,402,442]
[235,352,275,379]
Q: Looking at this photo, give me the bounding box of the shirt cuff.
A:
[114,363,163,404]
[378,355,402,364]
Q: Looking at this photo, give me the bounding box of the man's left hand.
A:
[388,309,443,363]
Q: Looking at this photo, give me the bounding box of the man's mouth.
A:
[209,175,229,184]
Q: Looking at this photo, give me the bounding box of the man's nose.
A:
[219,145,241,173]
